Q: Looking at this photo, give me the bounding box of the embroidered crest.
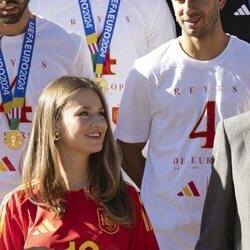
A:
[97,208,119,234]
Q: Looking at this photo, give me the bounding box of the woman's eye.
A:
[99,111,105,116]
[79,111,89,116]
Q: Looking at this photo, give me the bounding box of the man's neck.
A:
[179,25,230,61]
[0,8,31,36]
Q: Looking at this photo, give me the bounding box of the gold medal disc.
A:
[4,130,24,150]
[93,77,108,93]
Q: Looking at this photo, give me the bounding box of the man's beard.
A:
[0,0,29,25]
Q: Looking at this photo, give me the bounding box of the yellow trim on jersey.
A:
[33,219,56,236]
[38,225,47,234]
[141,209,150,232]
[138,193,143,205]
[0,184,26,237]
[135,189,153,232]
[0,179,39,237]
[43,219,56,232]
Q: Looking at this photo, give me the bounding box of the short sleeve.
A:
[0,193,25,250]
[114,67,152,143]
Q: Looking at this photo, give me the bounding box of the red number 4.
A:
[189,101,216,148]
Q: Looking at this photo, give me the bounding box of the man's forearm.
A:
[117,140,146,189]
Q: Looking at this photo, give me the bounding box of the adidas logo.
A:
[33,219,56,236]
[234,4,250,16]
[0,157,16,172]
[177,181,200,197]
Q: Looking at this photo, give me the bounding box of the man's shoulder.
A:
[230,35,250,46]
[223,111,250,137]
[227,35,250,57]
[35,15,82,44]
[134,39,177,67]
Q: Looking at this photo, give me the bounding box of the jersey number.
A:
[65,241,99,250]
[189,101,215,148]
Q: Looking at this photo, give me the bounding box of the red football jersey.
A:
[0,184,159,250]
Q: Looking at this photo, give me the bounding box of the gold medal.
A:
[93,77,108,93]
[4,130,24,150]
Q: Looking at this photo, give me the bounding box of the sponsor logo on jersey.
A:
[234,4,250,16]
[177,181,200,197]
[0,157,16,172]
[112,106,119,125]
[32,219,56,236]
[97,208,119,234]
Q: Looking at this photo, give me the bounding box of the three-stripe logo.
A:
[234,4,250,16]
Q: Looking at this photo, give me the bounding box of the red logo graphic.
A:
[0,157,16,172]
[112,107,119,125]
[178,181,200,197]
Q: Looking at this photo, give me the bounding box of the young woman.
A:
[0,76,159,250]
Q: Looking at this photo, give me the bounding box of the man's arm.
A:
[117,140,146,189]
[195,121,235,249]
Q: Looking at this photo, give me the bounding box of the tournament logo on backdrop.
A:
[97,208,119,234]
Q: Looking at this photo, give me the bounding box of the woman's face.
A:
[56,89,107,157]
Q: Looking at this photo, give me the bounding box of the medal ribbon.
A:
[78,0,121,75]
[78,0,98,69]
[0,15,36,130]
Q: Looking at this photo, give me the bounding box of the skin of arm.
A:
[117,140,146,189]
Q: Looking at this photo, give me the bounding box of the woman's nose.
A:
[90,115,104,127]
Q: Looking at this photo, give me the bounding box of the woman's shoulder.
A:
[0,184,31,219]
[1,182,40,213]
[125,183,141,204]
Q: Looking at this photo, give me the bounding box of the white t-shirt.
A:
[0,16,93,202]
[29,0,176,130]
[115,36,250,250]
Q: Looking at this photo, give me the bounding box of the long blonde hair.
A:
[21,76,134,225]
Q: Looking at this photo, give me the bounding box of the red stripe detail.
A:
[2,157,16,171]
[188,181,200,196]
[177,192,183,196]
[88,45,94,55]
